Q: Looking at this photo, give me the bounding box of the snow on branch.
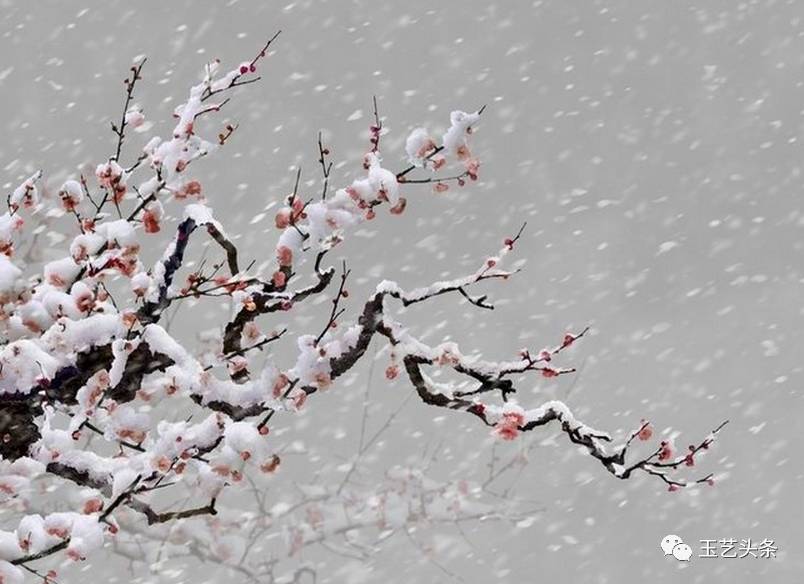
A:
[0,34,726,578]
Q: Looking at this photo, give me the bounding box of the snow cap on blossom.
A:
[111,468,140,500]
[43,512,76,540]
[70,281,95,313]
[142,200,165,234]
[95,160,124,188]
[442,110,481,157]
[498,402,526,424]
[404,127,436,167]
[96,219,138,249]
[0,341,59,395]
[131,271,152,297]
[75,370,110,414]
[0,530,23,561]
[196,463,226,498]
[223,421,267,462]
[365,152,400,205]
[16,515,50,555]
[124,105,146,128]
[0,255,21,296]
[0,213,24,256]
[0,560,23,584]
[44,257,81,288]
[9,171,42,211]
[107,403,149,443]
[65,515,104,560]
[69,232,105,262]
[58,180,85,212]
[491,402,526,441]
[289,334,333,389]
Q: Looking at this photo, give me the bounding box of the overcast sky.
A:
[0,1,801,582]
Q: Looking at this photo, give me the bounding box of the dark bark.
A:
[0,396,42,460]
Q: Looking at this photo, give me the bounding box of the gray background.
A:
[0,0,801,582]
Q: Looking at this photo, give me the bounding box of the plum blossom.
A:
[442,110,481,157]
[142,200,165,234]
[276,245,293,267]
[658,440,674,461]
[8,171,42,212]
[124,105,145,128]
[58,180,85,212]
[404,127,436,167]
[95,161,127,201]
[492,406,526,441]
[0,561,23,584]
